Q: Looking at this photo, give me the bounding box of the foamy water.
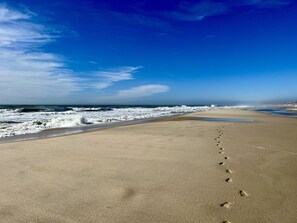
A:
[0,105,212,138]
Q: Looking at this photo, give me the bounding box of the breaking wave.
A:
[0,105,213,138]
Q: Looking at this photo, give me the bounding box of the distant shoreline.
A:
[1,107,296,144]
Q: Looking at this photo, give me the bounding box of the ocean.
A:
[0,105,212,138]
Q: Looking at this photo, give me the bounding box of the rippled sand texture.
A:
[0,109,296,223]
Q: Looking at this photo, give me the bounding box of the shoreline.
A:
[0,105,211,139]
[0,113,186,144]
[1,111,230,144]
[1,107,296,144]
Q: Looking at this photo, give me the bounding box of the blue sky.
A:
[0,0,296,105]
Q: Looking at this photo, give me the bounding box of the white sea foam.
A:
[46,115,88,128]
[0,105,211,138]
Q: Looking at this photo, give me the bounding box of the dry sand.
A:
[0,109,296,223]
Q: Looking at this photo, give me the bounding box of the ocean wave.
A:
[69,107,113,112]
[0,115,89,137]
[16,106,75,113]
[0,121,22,124]
[17,107,51,113]
[46,115,90,128]
[0,105,211,138]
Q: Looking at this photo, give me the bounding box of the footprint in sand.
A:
[239,190,248,197]
[220,202,232,209]
[220,148,224,151]
[219,151,224,154]
[224,157,230,160]
[121,188,137,200]
[226,169,233,173]
[226,178,232,183]
[222,221,231,223]
[219,162,225,166]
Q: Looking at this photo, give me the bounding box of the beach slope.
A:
[0,109,296,222]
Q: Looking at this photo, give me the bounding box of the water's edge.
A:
[0,115,176,144]
[1,107,296,144]
[252,108,297,118]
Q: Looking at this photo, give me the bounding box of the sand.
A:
[0,109,296,223]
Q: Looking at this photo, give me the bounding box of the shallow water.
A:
[192,117,254,123]
[256,108,297,118]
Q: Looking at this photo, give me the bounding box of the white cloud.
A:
[244,0,292,7]
[117,85,169,98]
[0,5,81,103]
[0,5,169,104]
[0,5,51,47]
[167,0,292,21]
[92,66,141,89]
[171,1,229,21]
[0,5,30,22]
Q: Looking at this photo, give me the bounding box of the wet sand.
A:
[0,109,296,222]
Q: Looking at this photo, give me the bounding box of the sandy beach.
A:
[0,108,296,223]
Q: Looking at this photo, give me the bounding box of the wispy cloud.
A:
[244,0,292,7]
[0,7,52,47]
[0,5,169,103]
[0,5,81,103]
[165,0,292,21]
[117,85,169,98]
[92,66,141,89]
[0,5,30,22]
[170,1,229,21]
